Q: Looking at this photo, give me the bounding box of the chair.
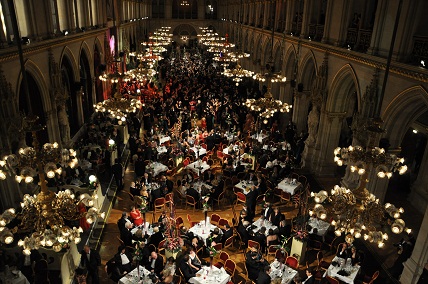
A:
[148,244,157,253]
[185,195,197,211]
[223,236,234,251]
[187,214,199,227]
[285,256,299,269]
[211,213,221,225]
[224,259,236,280]
[158,239,166,255]
[298,175,307,187]
[165,192,173,206]
[175,216,184,228]
[183,158,190,167]
[248,240,261,252]
[307,239,323,251]
[125,191,135,204]
[213,243,223,252]
[280,191,291,204]
[317,251,330,271]
[273,187,283,199]
[256,194,266,206]
[212,191,226,209]
[172,275,182,284]
[363,271,379,284]
[266,246,278,261]
[325,276,340,284]
[231,175,240,185]
[154,197,166,213]
[275,249,287,261]
[235,192,246,206]
[218,218,229,229]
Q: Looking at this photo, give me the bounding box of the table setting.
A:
[131,221,155,237]
[308,217,331,237]
[189,265,230,284]
[277,178,302,195]
[147,162,168,177]
[159,135,171,145]
[157,146,168,155]
[118,265,154,284]
[251,132,268,143]
[324,256,360,284]
[252,218,277,236]
[190,146,207,157]
[186,160,210,174]
[270,259,298,284]
[188,221,219,243]
[234,180,254,195]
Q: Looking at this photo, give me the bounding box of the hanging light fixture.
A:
[94,89,142,121]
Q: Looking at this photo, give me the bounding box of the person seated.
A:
[188,247,207,271]
[141,172,152,185]
[148,226,164,248]
[113,246,133,275]
[270,207,284,227]
[266,228,279,247]
[120,222,134,247]
[252,226,267,254]
[245,248,269,281]
[261,202,273,220]
[237,220,252,246]
[130,206,143,226]
[130,181,141,196]
[206,228,223,247]
[179,254,196,282]
[186,185,200,207]
[145,251,164,277]
[302,268,315,284]
[337,243,348,259]
[105,257,122,282]
[257,265,272,284]
[349,246,361,266]
[160,257,176,284]
[203,169,215,184]
[221,224,233,245]
[133,228,146,243]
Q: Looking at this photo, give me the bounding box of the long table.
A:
[189,266,230,284]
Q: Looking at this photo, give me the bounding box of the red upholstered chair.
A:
[285,256,299,269]
[175,216,184,229]
[154,197,166,213]
[218,218,229,229]
[214,251,229,268]
[223,235,234,251]
[325,276,340,284]
[224,259,236,280]
[235,192,246,206]
[211,213,221,225]
[185,195,197,212]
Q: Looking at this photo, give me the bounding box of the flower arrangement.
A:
[164,237,183,253]
[276,236,292,253]
[293,230,309,242]
[133,241,146,262]
[139,197,149,213]
[207,245,218,258]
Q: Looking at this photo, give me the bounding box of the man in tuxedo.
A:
[260,202,273,220]
[148,226,164,248]
[237,220,251,246]
[117,212,130,232]
[113,246,133,274]
[186,185,200,207]
[141,172,152,185]
[245,250,269,282]
[111,158,123,190]
[179,254,196,282]
[120,222,134,247]
[257,265,272,284]
[221,224,233,245]
[80,245,101,284]
[302,268,315,284]
[203,169,215,184]
[145,251,164,277]
[246,184,259,221]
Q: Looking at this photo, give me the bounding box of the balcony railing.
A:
[346,28,372,52]
[412,35,428,63]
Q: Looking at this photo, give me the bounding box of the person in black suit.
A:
[206,228,222,247]
[179,254,196,282]
[105,256,122,282]
[148,226,164,248]
[246,184,259,221]
[336,243,348,259]
[270,207,284,227]
[260,202,273,220]
[113,246,133,274]
[245,250,269,282]
[135,156,146,177]
[186,186,200,207]
[257,265,272,284]
[237,220,251,246]
[80,245,101,284]
[302,268,315,284]
[120,222,134,247]
[145,251,164,277]
[111,158,123,190]
[203,169,215,184]
[221,224,233,245]
[252,227,267,254]
[141,172,152,185]
[117,212,130,233]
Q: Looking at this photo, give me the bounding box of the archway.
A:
[80,47,93,122]
[61,56,79,136]
[18,71,48,146]
[94,43,103,102]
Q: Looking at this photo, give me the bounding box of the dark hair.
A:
[306,267,313,275]
[167,256,175,263]
[264,265,271,272]
[183,254,190,262]
[268,229,274,235]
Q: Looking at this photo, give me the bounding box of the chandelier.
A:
[222,64,254,86]
[94,90,142,121]
[126,63,156,82]
[99,59,131,83]
[310,185,410,248]
[245,91,292,123]
[0,116,104,255]
[334,145,407,179]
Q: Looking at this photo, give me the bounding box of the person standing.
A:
[111,159,124,190]
[80,245,101,284]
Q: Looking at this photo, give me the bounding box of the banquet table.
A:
[159,135,171,144]
[222,145,239,155]
[252,218,277,236]
[324,257,360,284]
[262,145,277,152]
[190,147,207,157]
[131,222,155,237]
[189,222,219,243]
[270,259,298,284]
[193,181,213,195]
[186,161,210,174]
[0,269,29,284]
[308,217,331,237]
[277,179,302,195]
[234,180,254,195]
[189,266,230,284]
[119,266,153,284]
[148,162,168,177]
[157,146,168,155]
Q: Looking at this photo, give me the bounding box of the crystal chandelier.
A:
[334,145,407,179]
[126,63,157,82]
[245,91,292,123]
[0,116,105,255]
[222,64,254,86]
[98,59,131,83]
[94,90,142,121]
[310,185,411,248]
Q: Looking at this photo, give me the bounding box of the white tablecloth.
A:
[186,161,210,174]
[234,180,253,195]
[270,260,298,284]
[262,145,277,152]
[189,266,230,284]
[159,135,171,144]
[190,147,207,157]
[189,222,218,243]
[157,146,167,155]
[222,145,239,155]
[252,218,277,236]
[131,223,155,237]
[251,133,268,143]
[324,257,360,284]
[119,266,153,284]
[308,217,330,237]
[277,179,302,195]
[193,181,213,195]
[149,162,168,177]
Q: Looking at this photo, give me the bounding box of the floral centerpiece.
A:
[207,245,218,264]
[163,199,183,259]
[164,237,183,253]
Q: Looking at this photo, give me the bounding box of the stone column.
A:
[263,2,270,29]
[311,111,347,176]
[300,0,313,39]
[165,0,172,19]
[400,207,428,283]
[292,90,310,133]
[198,0,205,20]
[284,0,296,34]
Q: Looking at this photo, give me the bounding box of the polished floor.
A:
[94,156,423,284]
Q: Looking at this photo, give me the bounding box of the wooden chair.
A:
[212,191,226,209]
[154,197,166,213]
[298,175,307,187]
[224,259,236,281]
[223,235,234,251]
[148,244,157,253]
[285,256,299,269]
[235,192,246,206]
[266,246,278,261]
[248,240,261,252]
[173,187,185,207]
[214,251,230,268]
[185,195,197,211]
[125,191,135,204]
[187,214,199,227]
[175,216,184,228]
[363,271,379,284]
[211,213,221,225]
[158,239,166,255]
[325,276,340,284]
[212,243,223,252]
[317,251,331,271]
[165,192,173,206]
[218,218,229,229]
[280,191,291,204]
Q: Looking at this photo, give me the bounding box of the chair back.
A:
[224,259,236,276]
[213,243,223,251]
[218,218,229,228]
[175,216,184,228]
[275,249,287,260]
[186,195,196,204]
[325,276,340,284]
[285,256,299,269]
[219,251,229,263]
[236,192,246,202]
[224,236,234,249]
[211,213,221,224]
[248,240,260,251]
[158,239,166,252]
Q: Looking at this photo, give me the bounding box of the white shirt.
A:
[120,253,130,265]
[303,275,312,284]
[151,258,156,268]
